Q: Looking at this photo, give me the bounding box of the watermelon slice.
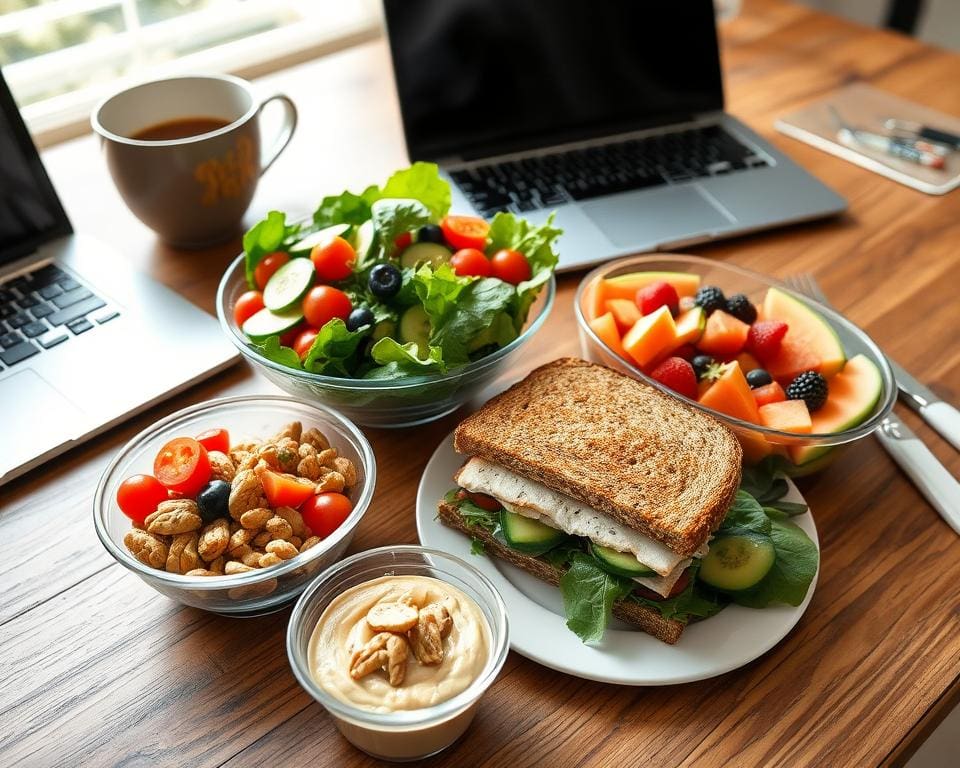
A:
[763,287,845,378]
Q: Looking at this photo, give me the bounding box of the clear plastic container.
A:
[286,546,509,762]
[93,395,376,616]
[215,252,555,429]
[575,254,896,475]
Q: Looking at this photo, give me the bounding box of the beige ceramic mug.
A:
[92,74,297,247]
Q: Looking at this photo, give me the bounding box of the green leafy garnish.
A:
[364,338,446,380]
[380,162,451,220]
[721,490,772,534]
[444,490,499,532]
[371,198,433,256]
[470,537,486,556]
[242,211,301,289]
[254,335,301,368]
[313,185,381,228]
[302,319,367,376]
[559,553,632,643]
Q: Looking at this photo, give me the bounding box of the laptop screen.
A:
[0,69,72,265]
[384,0,725,161]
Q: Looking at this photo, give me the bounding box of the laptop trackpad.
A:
[0,370,87,479]
[581,186,733,248]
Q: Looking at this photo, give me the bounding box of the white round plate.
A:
[416,430,819,686]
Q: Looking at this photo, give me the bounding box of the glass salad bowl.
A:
[575,254,896,476]
[93,395,376,616]
[216,254,555,429]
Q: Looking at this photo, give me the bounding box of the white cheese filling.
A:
[455,458,708,597]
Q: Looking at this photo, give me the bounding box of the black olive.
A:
[417,224,444,244]
[196,480,230,524]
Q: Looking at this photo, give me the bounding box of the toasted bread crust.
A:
[437,501,684,644]
[454,358,741,557]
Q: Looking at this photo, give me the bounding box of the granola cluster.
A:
[122,420,358,579]
[349,590,454,687]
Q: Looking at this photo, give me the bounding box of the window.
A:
[0,0,382,142]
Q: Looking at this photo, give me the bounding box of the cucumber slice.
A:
[352,219,376,262]
[262,258,315,311]
[289,223,351,255]
[500,508,567,554]
[372,319,397,342]
[699,528,776,592]
[590,543,656,578]
[242,306,304,342]
[400,242,452,269]
[399,305,431,357]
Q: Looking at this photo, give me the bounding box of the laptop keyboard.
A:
[0,263,118,369]
[450,124,770,217]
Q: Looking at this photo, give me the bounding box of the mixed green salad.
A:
[447,461,819,642]
[232,163,561,380]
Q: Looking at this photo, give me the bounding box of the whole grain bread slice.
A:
[437,500,685,644]
[453,358,742,557]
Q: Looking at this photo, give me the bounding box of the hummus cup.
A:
[286,546,509,762]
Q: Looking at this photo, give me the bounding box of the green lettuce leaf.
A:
[443,489,499,532]
[412,263,469,320]
[721,490,772,534]
[242,211,302,289]
[559,553,633,643]
[372,198,433,256]
[730,518,819,608]
[312,184,381,228]
[302,319,367,376]
[363,337,446,380]
[630,563,729,623]
[380,162,451,220]
[431,278,514,364]
[253,335,301,369]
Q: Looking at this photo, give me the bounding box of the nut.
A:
[275,506,307,538]
[224,561,255,575]
[367,602,419,633]
[124,529,168,569]
[241,550,264,568]
[288,535,303,550]
[228,469,266,520]
[240,507,272,530]
[264,516,293,540]
[300,536,322,553]
[276,438,300,473]
[265,540,298,560]
[301,426,329,452]
[408,603,452,666]
[272,420,302,443]
[333,457,357,487]
[259,552,283,568]
[184,568,219,577]
[317,448,338,468]
[146,499,202,535]
[350,632,409,686]
[256,443,280,469]
[298,443,317,460]
[228,578,277,601]
[166,532,200,574]
[208,556,226,574]
[207,451,236,483]
[296,454,322,481]
[198,518,230,562]
[228,527,256,555]
[315,470,345,493]
[252,531,272,547]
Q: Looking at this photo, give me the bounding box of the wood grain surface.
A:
[3,1,960,766]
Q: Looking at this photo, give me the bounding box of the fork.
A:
[783,273,960,533]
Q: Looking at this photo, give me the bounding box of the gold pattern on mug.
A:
[193,136,257,206]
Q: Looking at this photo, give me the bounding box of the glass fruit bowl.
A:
[93,395,376,616]
[575,254,896,475]
[216,253,555,429]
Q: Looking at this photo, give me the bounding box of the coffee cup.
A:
[92,74,297,247]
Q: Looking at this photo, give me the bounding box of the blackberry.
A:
[725,293,757,324]
[786,371,829,412]
[746,368,772,388]
[691,354,715,380]
[694,285,726,315]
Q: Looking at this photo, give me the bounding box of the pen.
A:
[884,118,960,151]
[837,127,946,168]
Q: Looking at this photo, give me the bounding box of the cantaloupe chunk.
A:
[604,298,642,333]
[588,311,627,360]
[735,351,761,372]
[673,306,706,346]
[759,399,812,433]
[698,310,750,357]
[698,361,760,424]
[622,306,676,367]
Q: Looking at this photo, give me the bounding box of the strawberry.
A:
[649,356,698,400]
[636,280,679,316]
[746,320,788,362]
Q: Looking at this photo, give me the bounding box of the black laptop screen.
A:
[0,69,71,264]
[384,0,725,161]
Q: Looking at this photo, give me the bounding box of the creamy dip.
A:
[308,575,490,713]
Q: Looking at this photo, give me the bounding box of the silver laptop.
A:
[383,0,846,270]
[0,69,238,486]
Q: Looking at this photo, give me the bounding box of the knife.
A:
[875,412,960,534]
[889,358,960,452]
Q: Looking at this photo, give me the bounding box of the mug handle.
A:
[256,94,298,176]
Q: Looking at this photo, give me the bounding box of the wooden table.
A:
[3,1,960,765]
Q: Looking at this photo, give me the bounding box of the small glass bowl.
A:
[286,546,509,762]
[575,254,897,475]
[215,253,555,429]
[93,395,376,616]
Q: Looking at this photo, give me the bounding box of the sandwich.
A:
[438,358,818,645]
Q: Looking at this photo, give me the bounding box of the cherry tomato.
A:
[293,327,320,359]
[116,474,169,525]
[456,489,501,511]
[311,236,356,282]
[253,251,290,290]
[279,323,305,348]
[634,568,691,602]
[450,248,492,277]
[302,285,352,329]
[196,427,230,454]
[260,469,315,508]
[440,215,489,251]
[394,232,413,250]
[301,492,353,538]
[490,249,531,285]
[233,290,264,327]
[153,437,211,497]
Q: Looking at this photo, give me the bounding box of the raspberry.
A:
[746,320,788,361]
[786,371,829,412]
[636,280,679,316]
[694,285,725,315]
[649,357,698,400]
[725,293,757,324]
